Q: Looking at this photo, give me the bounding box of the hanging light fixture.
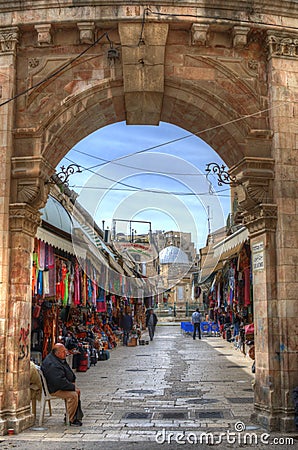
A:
[107,47,119,61]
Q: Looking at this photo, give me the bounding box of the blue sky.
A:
[59,121,231,250]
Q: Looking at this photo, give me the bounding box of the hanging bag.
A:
[73,399,84,421]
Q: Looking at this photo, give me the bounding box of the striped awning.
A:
[36,227,86,259]
[213,227,249,260]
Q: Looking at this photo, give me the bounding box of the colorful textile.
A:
[39,241,45,271]
[43,270,50,295]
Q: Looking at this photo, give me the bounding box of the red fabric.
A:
[245,323,254,335]
[244,268,250,305]
[74,263,80,305]
[56,281,62,299]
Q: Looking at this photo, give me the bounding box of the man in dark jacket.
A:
[41,343,82,426]
[146,308,158,341]
[120,310,133,346]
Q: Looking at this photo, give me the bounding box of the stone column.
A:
[231,147,296,430]
[243,203,281,431]
[264,31,298,432]
[5,204,41,433]
[3,157,51,434]
[0,26,18,435]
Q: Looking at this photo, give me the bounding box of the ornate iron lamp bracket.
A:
[56,164,82,186]
[205,162,239,186]
[52,164,82,187]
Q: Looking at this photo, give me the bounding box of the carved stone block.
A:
[267,31,298,58]
[119,22,168,125]
[191,24,209,46]
[0,27,18,53]
[232,26,250,49]
[77,22,95,45]
[35,24,52,46]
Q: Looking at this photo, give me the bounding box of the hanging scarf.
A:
[74,263,80,305]
[39,240,45,271]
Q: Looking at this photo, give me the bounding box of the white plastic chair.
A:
[37,367,69,426]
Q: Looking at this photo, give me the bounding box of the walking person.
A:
[232,310,241,337]
[120,309,133,346]
[146,308,158,341]
[41,343,83,426]
[191,308,202,340]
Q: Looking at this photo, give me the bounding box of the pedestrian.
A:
[120,309,133,346]
[218,311,226,336]
[146,308,158,341]
[191,308,202,340]
[41,343,83,426]
[232,310,241,337]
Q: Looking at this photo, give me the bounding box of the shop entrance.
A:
[0,1,297,434]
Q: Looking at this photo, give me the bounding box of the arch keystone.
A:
[119,22,168,125]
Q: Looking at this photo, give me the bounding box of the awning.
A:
[40,195,72,234]
[198,271,217,287]
[213,227,249,260]
[36,227,86,259]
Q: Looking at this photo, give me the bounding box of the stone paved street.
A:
[0,325,297,450]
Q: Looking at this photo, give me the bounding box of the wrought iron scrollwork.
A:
[205,162,238,186]
[56,164,82,186]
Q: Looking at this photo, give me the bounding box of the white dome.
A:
[159,245,189,265]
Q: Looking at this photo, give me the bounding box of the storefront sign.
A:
[114,242,157,261]
[252,241,265,271]
[253,253,265,271]
[252,242,264,253]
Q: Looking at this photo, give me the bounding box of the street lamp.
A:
[185,285,190,317]
[186,301,189,317]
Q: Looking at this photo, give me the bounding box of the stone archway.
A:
[0,1,297,434]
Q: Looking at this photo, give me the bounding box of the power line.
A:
[76,103,283,170]
[71,147,212,176]
[146,7,298,33]
[64,156,230,197]
[69,185,231,197]
[61,100,283,177]
[0,31,112,108]
[0,11,285,194]
[0,16,284,161]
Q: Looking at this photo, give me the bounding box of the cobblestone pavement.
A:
[1,325,297,450]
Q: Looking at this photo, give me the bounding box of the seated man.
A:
[41,343,82,426]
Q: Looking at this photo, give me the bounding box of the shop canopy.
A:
[37,194,139,280]
[36,226,86,259]
[213,227,249,261]
[198,227,249,285]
